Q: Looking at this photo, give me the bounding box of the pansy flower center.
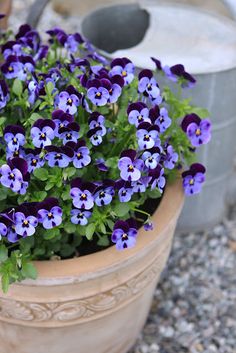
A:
[77,152,82,159]
[147,83,152,90]
[9,172,15,180]
[32,158,37,165]
[109,88,113,94]
[8,66,13,72]
[121,190,127,196]
[189,178,194,185]
[196,128,201,136]
[55,153,62,160]
[66,133,72,139]
[138,115,143,122]
[122,70,127,77]
[80,193,87,200]
[122,233,128,241]
[47,212,54,219]
[144,134,150,141]
[23,219,29,227]
[60,123,64,128]
[95,92,101,98]
[99,191,105,198]
[67,98,73,106]
[40,132,46,140]
[13,137,17,144]
[128,164,134,172]
[78,213,84,219]
[148,157,153,162]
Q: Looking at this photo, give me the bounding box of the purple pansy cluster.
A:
[0,23,211,257]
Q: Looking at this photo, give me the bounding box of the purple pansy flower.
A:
[1,55,35,80]
[0,80,9,109]
[97,74,124,103]
[144,221,153,231]
[38,198,63,229]
[138,69,162,105]
[52,109,74,137]
[116,180,133,203]
[14,206,38,237]
[31,119,55,148]
[25,148,45,173]
[142,147,161,170]
[111,219,138,250]
[182,163,206,196]
[45,145,74,168]
[118,149,144,182]
[2,41,23,60]
[136,122,160,150]
[127,102,151,127]
[149,165,166,192]
[55,86,80,115]
[70,178,96,210]
[66,140,91,169]
[182,114,212,147]
[64,33,83,53]
[110,57,135,85]
[89,112,106,136]
[70,209,92,225]
[94,180,115,206]
[87,79,109,106]
[151,57,163,71]
[150,106,172,133]
[58,122,80,145]
[163,64,196,88]
[164,145,178,170]
[0,219,7,240]
[4,125,25,152]
[0,158,28,193]
[87,126,104,146]
[95,158,109,172]
[131,176,150,193]
[6,147,24,160]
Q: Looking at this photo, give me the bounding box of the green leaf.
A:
[46,81,55,96]
[21,262,37,280]
[43,228,61,240]
[0,188,8,201]
[97,235,110,247]
[106,219,114,230]
[12,79,23,96]
[33,168,49,181]
[85,223,96,240]
[32,191,47,202]
[1,273,9,293]
[114,203,130,217]
[99,222,106,234]
[0,245,8,262]
[64,222,76,234]
[0,117,7,126]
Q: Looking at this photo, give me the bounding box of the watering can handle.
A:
[26,0,236,28]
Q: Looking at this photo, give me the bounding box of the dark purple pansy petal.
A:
[181,114,201,132]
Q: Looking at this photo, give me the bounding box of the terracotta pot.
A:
[0,179,184,353]
[0,0,12,30]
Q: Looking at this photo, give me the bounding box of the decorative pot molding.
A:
[0,245,170,328]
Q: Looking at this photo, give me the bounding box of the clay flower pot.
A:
[0,179,184,353]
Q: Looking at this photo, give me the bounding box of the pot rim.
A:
[32,177,184,280]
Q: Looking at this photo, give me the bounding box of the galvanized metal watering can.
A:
[79,2,236,232]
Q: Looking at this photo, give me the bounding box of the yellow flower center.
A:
[122,71,127,77]
[128,165,134,172]
[122,233,128,240]
[32,159,37,165]
[23,220,29,225]
[189,178,194,185]
[81,193,87,200]
[196,128,201,136]
[67,98,72,104]
[8,66,13,72]
[41,133,45,138]
[96,92,101,97]
[13,137,17,143]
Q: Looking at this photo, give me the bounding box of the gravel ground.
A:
[6,2,236,352]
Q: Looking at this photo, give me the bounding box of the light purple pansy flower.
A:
[14,211,38,237]
[87,126,104,146]
[111,219,138,250]
[70,209,92,225]
[118,149,144,182]
[2,41,23,60]
[4,125,25,152]
[0,79,9,109]
[131,176,150,193]
[163,64,196,88]
[138,69,162,105]
[142,147,161,170]
[127,102,151,127]
[136,122,160,150]
[182,163,206,196]
[52,109,74,137]
[87,79,109,106]
[44,145,74,168]
[58,122,80,145]
[94,181,115,207]
[70,178,96,210]
[55,86,80,115]
[0,220,7,240]
[110,57,135,85]
[149,165,166,192]
[0,158,28,193]
[182,114,212,147]
[31,119,55,148]
[66,140,91,169]
[150,105,172,133]
[116,180,133,203]
[25,148,45,173]
[1,55,35,81]
[38,198,63,229]
[89,112,106,136]
[144,221,153,231]
[164,145,178,170]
